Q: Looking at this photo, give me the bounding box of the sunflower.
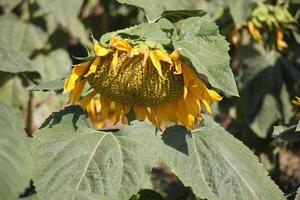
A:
[292,96,300,118]
[64,37,222,129]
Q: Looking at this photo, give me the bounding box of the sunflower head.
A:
[247,3,295,51]
[64,36,222,129]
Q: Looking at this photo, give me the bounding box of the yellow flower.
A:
[292,96,300,118]
[64,36,222,129]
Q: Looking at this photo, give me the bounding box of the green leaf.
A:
[161,116,285,199]
[32,106,150,200]
[227,0,254,27]
[116,0,164,22]
[33,106,284,200]
[161,10,207,23]
[33,49,71,82]
[0,14,48,56]
[157,18,178,42]
[273,124,300,141]
[100,23,170,45]
[0,102,32,200]
[250,94,281,138]
[0,0,21,9]
[0,41,40,77]
[37,0,84,28]
[174,17,238,96]
[0,75,29,107]
[27,73,67,92]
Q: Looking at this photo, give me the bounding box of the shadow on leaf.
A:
[162,125,191,156]
[39,105,86,130]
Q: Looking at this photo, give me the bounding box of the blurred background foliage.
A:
[0,0,299,199]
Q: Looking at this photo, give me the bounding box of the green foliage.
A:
[31,107,284,200]
[0,0,299,199]
[0,102,32,200]
[100,23,171,45]
[0,14,48,56]
[116,0,164,22]
[174,17,238,96]
[0,41,39,75]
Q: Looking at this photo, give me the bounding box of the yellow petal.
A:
[276,28,288,50]
[80,90,97,109]
[132,47,140,56]
[154,50,172,64]
[187,114,195,129]
[248,21,261,42]
[293,96,300,106]
[109,37,132,52]
[111,50,119,72]
[85,57,100,76]
[63,61,90,93]
[169,49,180,61]
[99,97,111,121]
[67,79,87,104]
[114,103,123,123]
[207,89,222,101]
[201,99,212,114]
[182,64,193,98]
[174,60,182,74]
[94,42,110,56]
[150,51,164,78]
[133,106,149,120]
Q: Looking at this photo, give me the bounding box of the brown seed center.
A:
[87,52,184,107]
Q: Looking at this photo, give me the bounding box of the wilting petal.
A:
[94,42,111,56]
[109,37,132,52]
[64,61,90,92]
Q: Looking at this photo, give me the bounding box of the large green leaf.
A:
[250,94,281,138]
[100,23,170,45]
[37,0,84,28]
[0,102,32,200]
[31,106,152,200]
[174,17,238,96]
[227,0,254,27]
[32,106,284,200]
[0,14,48,56]
[161,10,207,23]
[160,116,285,200]
[116,0,164,22]
[0,41,39,75]
[33,49,71,82]
[0,0,21,10]
[27,73,66,91]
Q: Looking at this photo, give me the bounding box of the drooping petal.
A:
[150,51,164,78]
[67,78,87,104]
[64,61,90,93]
[133,106,150,120]
[111,50,119,72]
[85,57,100,76]
[276,28,288,50]
[94,42,111,56]
[154,50,172,64]
[293,96,300,106]
[109,37,132,52]
[80,90,97,108]
[207,89,222,101]
[99,96,111,121]
[248,21,261,42]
